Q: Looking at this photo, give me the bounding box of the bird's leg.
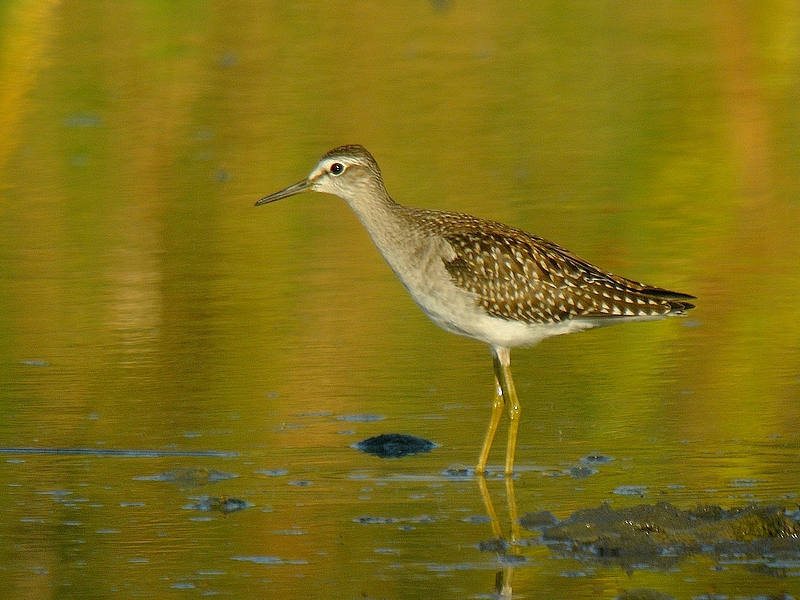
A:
[476,370,505,476]
[492,347,520,476]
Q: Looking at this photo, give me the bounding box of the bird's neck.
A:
[345,182,422,265]
[342,182,409,245]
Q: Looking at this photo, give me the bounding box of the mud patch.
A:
[523,502,800,573]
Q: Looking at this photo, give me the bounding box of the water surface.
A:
[1,1,799,598]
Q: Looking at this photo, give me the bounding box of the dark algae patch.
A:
[354,433,435,458]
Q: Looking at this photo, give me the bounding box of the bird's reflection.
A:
[477,474,522,599]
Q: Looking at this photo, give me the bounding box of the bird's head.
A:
[256,145,382,206]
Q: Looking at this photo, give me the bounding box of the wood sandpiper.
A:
[256,145,695,476]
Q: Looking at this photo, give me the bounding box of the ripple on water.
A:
[231,556,307,565]
[337,414,385,422]
[133,468,238,486]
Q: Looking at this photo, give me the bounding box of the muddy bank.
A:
[521,502,800,574]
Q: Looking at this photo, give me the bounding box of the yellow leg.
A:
[476,374,504,475]
[492,346,520,476]
[477,346,521,475]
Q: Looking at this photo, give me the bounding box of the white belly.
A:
[374,233,596,349]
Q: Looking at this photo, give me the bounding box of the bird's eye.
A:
[329,162,344,175]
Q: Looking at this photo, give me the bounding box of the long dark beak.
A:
[255,179,311,206]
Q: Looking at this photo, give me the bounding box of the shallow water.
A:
[1,1,799,598]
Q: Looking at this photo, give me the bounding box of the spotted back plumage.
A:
[411,210,694,325]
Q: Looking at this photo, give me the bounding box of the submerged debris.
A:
[354,433,436,458]
[581,453,614,465]
[185,496,250,514]
[354,514,440,526]
[566,465,597,479]
[518,511,558,531]
[477,536,509,553]
[442,465,472,478]
[615,590,676,600]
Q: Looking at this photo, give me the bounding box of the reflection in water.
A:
[477,475,522,599]
[0,447,236,458]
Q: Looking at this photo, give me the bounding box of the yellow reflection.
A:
[477,475,522,599]
[0,0,60,185]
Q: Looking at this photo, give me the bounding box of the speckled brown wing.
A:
[426,212,694,325]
